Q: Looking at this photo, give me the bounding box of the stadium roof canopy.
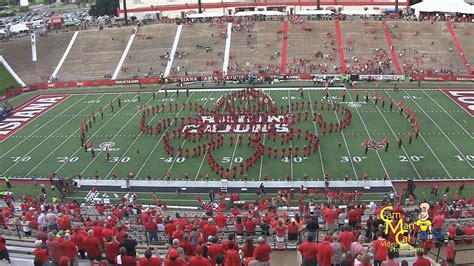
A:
[295,10,334,15]
[340,10,381,15]
[410,0,474,14]
[234,10,285,16]
[186,12,224,18]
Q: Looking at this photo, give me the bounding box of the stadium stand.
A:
[57,28,132,81]
[228,20,283,75]
[118,24,177,79]
[286,20,342,75]
[452,22,474,73]
[0,33,73,84]
[387,21,467,75]
[170,23,227,77]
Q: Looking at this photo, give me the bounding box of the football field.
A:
[1,86,473,185]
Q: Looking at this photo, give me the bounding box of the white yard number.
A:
[164,157,185,163]
[109,157,130,163]
[161,98,175,102]
[11,156,31,162]
[222,157,243,163]
[57,156,78,163]
[399,155,424,162]
[123,99,138,103]
[281,157,304,163]
[403,95,420,100]
[340,156,365,163]
[85,100,100,104]
[455,155,474,161]
[282,96,298,100]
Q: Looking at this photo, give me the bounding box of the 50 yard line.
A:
[307,90,326,178]
[287,90,294,180]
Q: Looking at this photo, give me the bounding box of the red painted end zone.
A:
[0,94,69,142]
[442,88,474,116]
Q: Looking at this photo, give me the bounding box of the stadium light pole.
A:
[123,0,129,26]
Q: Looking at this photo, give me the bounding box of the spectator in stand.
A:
[180,234,194,259]
[71,227,87,259]
[305,216,319,240]
[235,217,244,236]
[188,245,210,266]
[202,218,218,240]
[381,252,399,266]
[223,234,239,251]
[242,237,255,265]
[298,234,318,266]
[215,211,227,231]
[252,236,271,265]
[46,232,64,265]
[274,220,287,245]
[288,218,300,241]
[413,250,430,266]
[338,209,347,228]
[317,235,334,266]
[339,226,354,251]
[447,224,457,241]
[351,235,367,257]
[208,236,225,266]
[245,217,257,235]
[33,240,49,265]
[63,233,78,266]
[82,230,102,262]
[139,248,162,266]
[105,235,120,265]
[116,246,137,266]
[120,233,137,257]
[324,205,338,230]
[164,248,186,266]
[21,216,32,236]
[59,256,70,266]
[224,242,241,266]
[372,232,389,266]
[145,217,158,244]
[432,211,445,242]
[332,234,344,266]
[446,240,456,265]
[360,253,373,266]
[464,223,473,244]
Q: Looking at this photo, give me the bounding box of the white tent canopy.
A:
[9,23,29,33]
[410,0,474,15]
[340,10,381,16]
[187,12,224,18]
[295,10,334,15]
[234,11,285,17]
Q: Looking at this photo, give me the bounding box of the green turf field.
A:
[0,63,19,95]
[0,87,473,183]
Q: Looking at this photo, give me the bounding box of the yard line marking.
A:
[0,95,87,159]
[287,90,294,180]
[166,92,210,178]
[1,95,96,176]
[344,91,389,179]
[164,24,183,77]
[328,90,359,180]
[114,90,179,179]
[385,90,454,178]
[423,90,473,139]
[229,99,250,172]
[81,96,157,176]
[307,91,326,177]
[367,91,422,180]
[401,90,473,169]
[258,134,266,181]
[52,94,131,174]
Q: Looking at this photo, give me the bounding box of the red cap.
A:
[169,248,178,258]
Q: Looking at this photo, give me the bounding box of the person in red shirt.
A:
[139,248,162,266]
[33,240,49,265]
[62,234,78,265]
[446,240,456,264]
[324,207,337,230]
[253,236,271,264]
[214,212,227,231]
[432,211,445,242]
[317,236,334,266]
[463,223,473,244]
[164,248,186,266]
[242,237,255,265]
[105,235,120,264]
[413,250,431,266]
[179,234,194,258]
[189,245,210,266]
[245,217,257,235]
[222,234,239,251]
[298,234,318,266]
[372,232,389,266]
[224,242,241,266]
[59,256,70,266]
[71,227,87,259]
[287,220,300,241]
[207,237,225,266]
[338,227,353,251]
[46,233,65,265]
[82,230,102,262]
[202,218,218,240]
[165,220,177,244]
[448,224,457,240]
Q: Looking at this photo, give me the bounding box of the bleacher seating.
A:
[452,22,474,72]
